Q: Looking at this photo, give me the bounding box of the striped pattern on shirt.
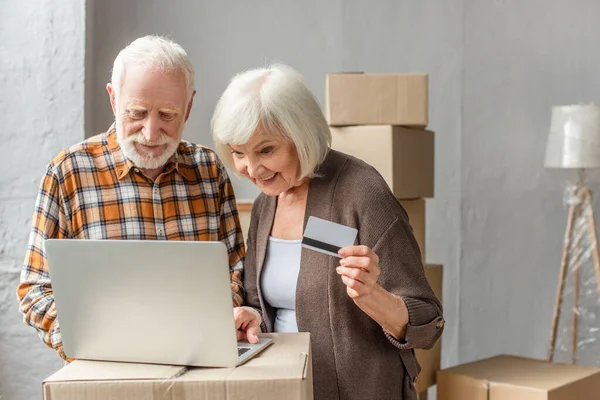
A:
[17,125,246,359]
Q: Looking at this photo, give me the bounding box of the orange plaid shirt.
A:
[17,125,246,360]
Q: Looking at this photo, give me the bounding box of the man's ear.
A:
[106,83,117,115]
[185,90,196,122]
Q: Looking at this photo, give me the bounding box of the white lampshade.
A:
[545,104,600,169]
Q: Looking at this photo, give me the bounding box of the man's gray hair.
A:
[110,35,195,99]
[211,64,331,180]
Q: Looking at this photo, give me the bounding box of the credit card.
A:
[301,216,358,258]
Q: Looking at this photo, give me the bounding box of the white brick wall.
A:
[0,1,86,399]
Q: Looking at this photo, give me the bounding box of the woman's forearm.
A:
[353,284,409,340]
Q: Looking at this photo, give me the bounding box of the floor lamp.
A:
[545,104,600,363]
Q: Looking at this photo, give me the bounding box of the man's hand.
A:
[233,306,262,344]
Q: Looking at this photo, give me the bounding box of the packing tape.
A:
[154,367,189,399]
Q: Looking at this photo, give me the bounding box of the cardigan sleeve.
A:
[370,212,444,350]
[326,151,444,351]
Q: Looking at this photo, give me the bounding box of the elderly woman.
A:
[211,64,444,400]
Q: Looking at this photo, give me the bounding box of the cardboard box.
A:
[400,199,425,260]
[236,201,253,244]
[43,333,313,400]
[331,125,434,199]
[437,355,600,400]
[326,73,428,127]
[415,264,443,392]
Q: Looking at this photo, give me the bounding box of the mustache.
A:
[125,131,172,146]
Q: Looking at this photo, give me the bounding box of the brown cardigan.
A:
[243,149,444,400]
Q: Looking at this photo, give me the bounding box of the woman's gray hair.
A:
[110,35,195,100]
[211,64,331,179]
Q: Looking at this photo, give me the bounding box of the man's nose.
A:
[142,117,161,143]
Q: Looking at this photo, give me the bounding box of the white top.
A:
[261,237,302,333]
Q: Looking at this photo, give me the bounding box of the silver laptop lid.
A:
[45,239,240,367]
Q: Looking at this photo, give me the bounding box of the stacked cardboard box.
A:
[327,73,433,260]
[326,72,441,394]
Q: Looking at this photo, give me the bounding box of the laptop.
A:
[45,239,272,367]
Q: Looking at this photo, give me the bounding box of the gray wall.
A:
[3,1,600,399]
[0,1,86,399]
[461,0,600,365]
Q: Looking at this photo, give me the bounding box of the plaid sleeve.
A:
[216,161,246,307]
[16,166,70,360]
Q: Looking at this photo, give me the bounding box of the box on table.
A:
[400,199,426,260]
[325,73,428,127]
[236,200,253,244]
[437,355,600,400]
[43,333,313,400]
[415,264,443,392]
[331,125,434,199]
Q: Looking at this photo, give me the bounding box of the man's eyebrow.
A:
[125,105,147,112]
[159,107,182,113]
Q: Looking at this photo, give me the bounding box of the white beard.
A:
[115,116,182,170]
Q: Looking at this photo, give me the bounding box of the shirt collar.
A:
[106,124,194,181]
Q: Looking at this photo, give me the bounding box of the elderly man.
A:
[16,35,246,360]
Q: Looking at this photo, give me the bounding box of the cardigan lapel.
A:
[295,150,345,400]
[254,193,277,331]
[255,194,276,273]
[296,150,343,331]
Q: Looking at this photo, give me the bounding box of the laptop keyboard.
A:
[238,347,251,357]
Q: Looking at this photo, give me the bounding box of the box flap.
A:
[443,355,600,391]
[180,333,310,383]
[44,360,186,383]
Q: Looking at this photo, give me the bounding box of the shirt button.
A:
[157,227,164,235]
[134,168,140,173]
